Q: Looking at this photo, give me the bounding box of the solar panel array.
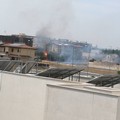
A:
[0,60,22,72]
[20,61,36,74]
[0,60,10,70]
[4,61,22,72]
[2,60,120,87]
[37,68,83,79]
[0,60,38,73]
[88,75,120,87]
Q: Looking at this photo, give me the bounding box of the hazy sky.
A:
[0,0,120,48]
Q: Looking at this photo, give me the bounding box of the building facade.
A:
[0,71,120,120]
[0,34,33,46]
[0,43,36,61]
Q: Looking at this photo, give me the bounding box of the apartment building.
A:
[0,43,36,61]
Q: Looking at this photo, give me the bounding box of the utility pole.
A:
[72,45,74,67]
[87,46,91,76]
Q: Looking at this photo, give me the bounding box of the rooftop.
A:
[0,43,36,49]
[48,83,120,96]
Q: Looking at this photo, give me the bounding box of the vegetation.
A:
[102,49,120,56]
[48,52,66,62]
[117,71,120,74]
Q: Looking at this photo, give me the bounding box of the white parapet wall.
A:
[0,72,69,120]
[44,84,120,120]
[1,71,120,120]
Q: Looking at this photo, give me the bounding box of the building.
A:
[46,43,83,63]
[0,34,33,46]
[34,36,92,63]
[0,61,119,120]
[0,43,36,61]
[103,54,119,63]
[46,43,60,53]
[0,71,119,120]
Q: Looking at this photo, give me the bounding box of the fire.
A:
[43,51,48,60]
[44,51,48,56]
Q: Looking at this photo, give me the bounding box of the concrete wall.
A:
[114,84,120,89]
[0,72,66,120]
[9,48,35,58]
[0,46,5,52]
[117,96,120,120]
[45,85,119,120]
[0,71,120,120]
[20,48,35,57]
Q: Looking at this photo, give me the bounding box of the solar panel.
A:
[4,61,22,72]
[37,68,83,79]
[20,61,37,73]
[0,60,10,70]
[88,75,120,87]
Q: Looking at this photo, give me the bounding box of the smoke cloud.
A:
[36,0,74,38]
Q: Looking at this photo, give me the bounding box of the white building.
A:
[0,71,120,120]
[0,72,120,120]
[103,54,119,63]
[45,84,120,120]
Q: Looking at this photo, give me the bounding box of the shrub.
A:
[117,71,120,74]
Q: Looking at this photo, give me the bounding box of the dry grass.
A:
[41,60,118,75]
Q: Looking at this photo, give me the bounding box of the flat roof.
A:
[0,43,36,49]
[47,83,120,97]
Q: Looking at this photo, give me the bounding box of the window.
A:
[6,52,8,54]
[11,48,14,52]
[17,49,19,52]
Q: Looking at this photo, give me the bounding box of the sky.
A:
[0,0,120,49]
